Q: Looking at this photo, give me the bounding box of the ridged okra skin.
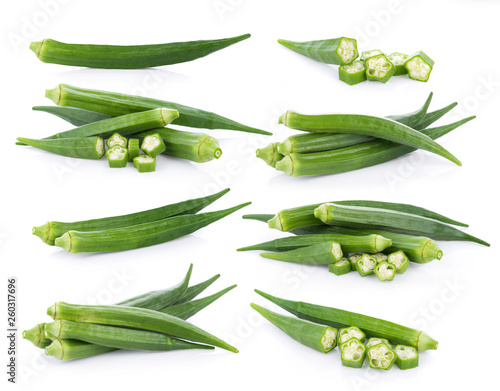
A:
[17,136,105,160]
[127,139,140,162]
[45,339,116,360]
[133,155,156,172]
[256,143,284,167]
[259,241,343,265]
[278,37,358,65]
[329,258,351,276]
[30,35,251,69]
[278,133,373,155]
[339,61,367,85]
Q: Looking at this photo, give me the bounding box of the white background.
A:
[1,0,498,389]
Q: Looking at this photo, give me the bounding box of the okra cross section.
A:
[388,52,409,76]
[360,49,382,62]
[387,251,410,274]
[365,54,396,83]
[355,254,377,276]
[329,258,351,276]
[366,337,391,349]
[405,51,434,82]
[134,155,156,173]
[367,343,397,370]
[339,61,367,85]
[141,133,166,157]
[339,326,365,344]
[106,145,128,168]
[106,133,128,148]
[374,261,396,282]
[340,338,366,368]
[394,345,419,369]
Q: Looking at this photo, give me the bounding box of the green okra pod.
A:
[32,106,112,126]
[256,143,284,167]
[106,145,128,168]
[328,258,351,276]
[251,303,338,353]
[278,37,358,65]
[394,345,419,369]
[173,274,221,305]
[367,343,397,370]
[413,102,457,131]
[385,92,433,128]
[17,136,105,160]
[242,214,274,223]
[22,323,53,349]
[340,338,366,368]
[47,302,238,353]
[45,339,116,361]
[260,241,342,265]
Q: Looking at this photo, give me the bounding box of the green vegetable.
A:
[328,258,351,276]
[106,132,127,148]
[340,338,366,368]
[242,214,274,223]
[367,343,397,370]
[173,274,221,305]
[54,202,251,253]
[33,188,229,246]
[360,49,382,62]
[405,51,434,82]
[355,254,377,277]
[366,337,391,348]
[371,253,388,263]
[22,323,53,348]
[394,345,419,369]
[338,60,367,85]
[46,84,271,135]
[339,326,365,344]
[45,339,115,361]
[134,155,156,172]
[255,290,439,351]
[387,251,410,273]
[278,37,358,65]
[47,301,238,353]
[17,136,105,160]
[140,133,166,157]
[32,106,112,126]
[374,261,396,281]
[278,133,373,155]
[365,53,396,83]
[413,102,457,131]
[388,52,409,76]
[237,233,392,254]
[279,111,461,166]
[348,254,362,271]
[30,35,251,69]
[251,303,337,353]
[259,241,343,265]
[256,143,284,167]
[106,145,128,168]
[127,139,140,162]
[385,91,433,128]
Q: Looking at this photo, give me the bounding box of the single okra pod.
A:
[45,339,116,361]
[329,258,351,276]
[278,37,358,65]
[256,143,284,167]
[405,51,434,82]
[360,49,383,62]
[388,52,409,76]
[367,343,397,370]
[134,155,156,173]
[355,254,377,277]
[173,274,221,305]
[348,254,362,271]
[340,338,366,368]
[387,251,410,274]
[127,139,140,162]
[106,145,128,168]
[374,261,396,282]
[394,345,419,369]
[32,106,112,126]
[242,214,274,223]
[251,303,338,353]
[106,132,127,148]
[22,323,53,348]
[339,326,366,344]
[366,337,391,349]
[141,133,166,157]
[365,54,396,83]
[260,241,342,265]
[17,136,105,160]
[386,92,433,128]
[413,102,458,131]
[371,253,388,262]
[339,61,367,85]
[278,133,373,155]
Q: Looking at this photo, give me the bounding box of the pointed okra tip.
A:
[46,303,57,319]
[32,222,52,245]
[45,85,61,105]
[54,232,72,252]
[45,339,63,360]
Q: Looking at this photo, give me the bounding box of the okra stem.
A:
[22,323,53,348]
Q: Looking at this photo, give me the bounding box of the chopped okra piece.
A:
[329,257,351,276]
[365,54,396,83]
[366,337,391,349]
[339,326,365,344]
[133,154,156,173]
[374,261,396,282]
[360,49,383,62]
[348,254,362,271]
[404,51,434,82]
[141,133,166,157]
[371,253,388,263]
[339,61,367,86]
[127,138,140,162]
[106,132,128,149]
[355,254,377,277]
[367,343,397,370]
[106,145,128,168]
[394,345,419,370]
[335,38,359,65]
[340,338,366,368]
[388,52,409,76]
[387,250,410,274]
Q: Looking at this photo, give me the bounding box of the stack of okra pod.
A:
[23,265,239,360]
[33,189,250,254]
[240,200,489,281]
[256,93,475,176]
[252,291,437,370]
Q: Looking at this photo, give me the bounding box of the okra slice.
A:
[405,51,434,82]
[387,250,410,274]
[394,345,419,370]
[106,132,128,149]
[134,154,156,173]
[360,49,383,62]
[106,145,128,168]
[366,337,391,349]
[371,253,388,263]
[355,254,377,277]
[367,342,397,370]
[141,133,166,157]
[388,52,409,76]
[329,257,351,276]
[374,261,396,282]
[348,254,362,271]
[338,326,365,344]
[340,338,366,368]
[127,138,140,162]
[365,54,396,83]
[339,61,367,86]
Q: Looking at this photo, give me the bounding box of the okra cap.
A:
[32,222,51,244]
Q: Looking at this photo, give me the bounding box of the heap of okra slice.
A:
[32,189,251,254]
[239,200,489,282]
[251,290,437,370]
[278,36,434,84]
[23,265,240,360]
[257,92,476,177]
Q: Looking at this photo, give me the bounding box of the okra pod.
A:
[32,106,112,126]
[405,51,434,82]
[355,254,377,277]
[367,343,397,370]
[45,339,116,361]
[54,202,251,253]
[46,84,271,135]
[22,323,53,349]
[106,145,128,168]
[394,345,419,369]
[47,302,238,353]
[340,338,366,368]
[33,188,230,246]
[339,326,366,344]
[256,143,284,167]
[413,102,457,131]
[141,133,166,157]
[385,92,433,128]
[255,290,439,351]
[374,261,396,282]
[279,111,461,166]
[278,133,373,155]
[366,337,391,349]
[17,136,105,160]
[387,251,410,274]
[259,241,342,265]
[106,132,128,148]
[173,274,221,305]
[365,54,396,83]
[388,52,409,76]
[133,155,156,172]
[278,37,358,65]
[328,258,351,276]
[242,214,274,223]
[127,139,140,162]
[338,61,367,85]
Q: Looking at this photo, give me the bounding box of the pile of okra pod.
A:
[257,93,475,176]
[33,189,250,254]
[252,291,438,370]
[23,265,239,360]
[278,36,434,84]
[240,200,489,281]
